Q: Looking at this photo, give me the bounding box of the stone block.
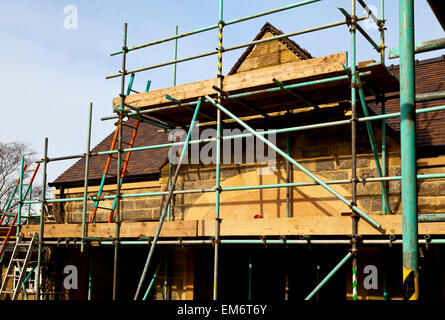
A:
[389,166,401,177]
[418,197,437,211]
[321,170,349,181]
[438,197,445,210]
[357,182,380,196]
[258,53,279,68]
[280,50,298,63]
[418,182,439,196]
[315,159,335,171]
[357,197,370,211]
[302,146,330,158]
[153,208,161,218]
[388,181,401,194]
[371,196,383,212]
[121,200,135,210]
[183,170,214,181]
[237,57,259,72]
[298,160,316,171]
[389,196,401,213]
[437,181,445,194]
[221,167,242,179]
[268,41,287,54]
[250,43,269,56]
[330,143,351,156]
[134,199,162,209]
[358,168,379,179]
[123,209,153,221]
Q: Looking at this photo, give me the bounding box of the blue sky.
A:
[0,0,444,184]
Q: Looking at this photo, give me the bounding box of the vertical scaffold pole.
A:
[350,0,359,301]
[36,137,48,301]
[113,22,128,301]
[399,0,418,300]
[248,256,252,300]
[16,157,24,236]
[213,0,224,301]
[380,0,388,215]
[380,0,386,65]
[88,254,93,300]
[81,103,93,253]
[164,25,178,300]
[286,132,291,218]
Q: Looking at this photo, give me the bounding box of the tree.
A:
[0,141,43,223]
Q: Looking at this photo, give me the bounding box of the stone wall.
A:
[56,181,164,223]
[237,31,303,73]
[56,120,445,222]
[159,122,445,219]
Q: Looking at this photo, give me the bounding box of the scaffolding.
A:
[2,0,445,301]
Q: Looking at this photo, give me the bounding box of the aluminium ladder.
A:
[90,75,150,223]
[0,233,38,300]
[89,118,141,223]
[0,163,40,262]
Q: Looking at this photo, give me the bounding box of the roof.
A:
[50,118,169,187]
[227,22,313,75]
[369,55,445,150]
[427,0,445,31]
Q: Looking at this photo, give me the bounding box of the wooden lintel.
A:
[112,52,347,110]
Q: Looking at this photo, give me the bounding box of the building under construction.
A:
[1,0,445,301]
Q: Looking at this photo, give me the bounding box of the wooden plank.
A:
[200,216,445,236]
[21,220,198,238]
[119,220,198,238]
[113,52,347,109]
[21,215,445,238]
[21,224,116,239]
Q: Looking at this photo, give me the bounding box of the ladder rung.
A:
[1,291,14,294]
[122,123,137,129]
[18,243,29,246]
[7,274,20,278]
[97,206,112,210]
[12,258,25,262]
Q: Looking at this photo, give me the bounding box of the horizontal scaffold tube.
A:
[416,91,445,102]
[106,15,368,79]
[39,104,445,164]
[389,37,445,59]
[109,0,321,56]
[16,238,445,246]
[418,214,445,223]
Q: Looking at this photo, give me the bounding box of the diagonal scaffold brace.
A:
[205,95,385,234]
[133,97,203,300]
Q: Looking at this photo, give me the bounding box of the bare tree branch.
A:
[0,141,49,225]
